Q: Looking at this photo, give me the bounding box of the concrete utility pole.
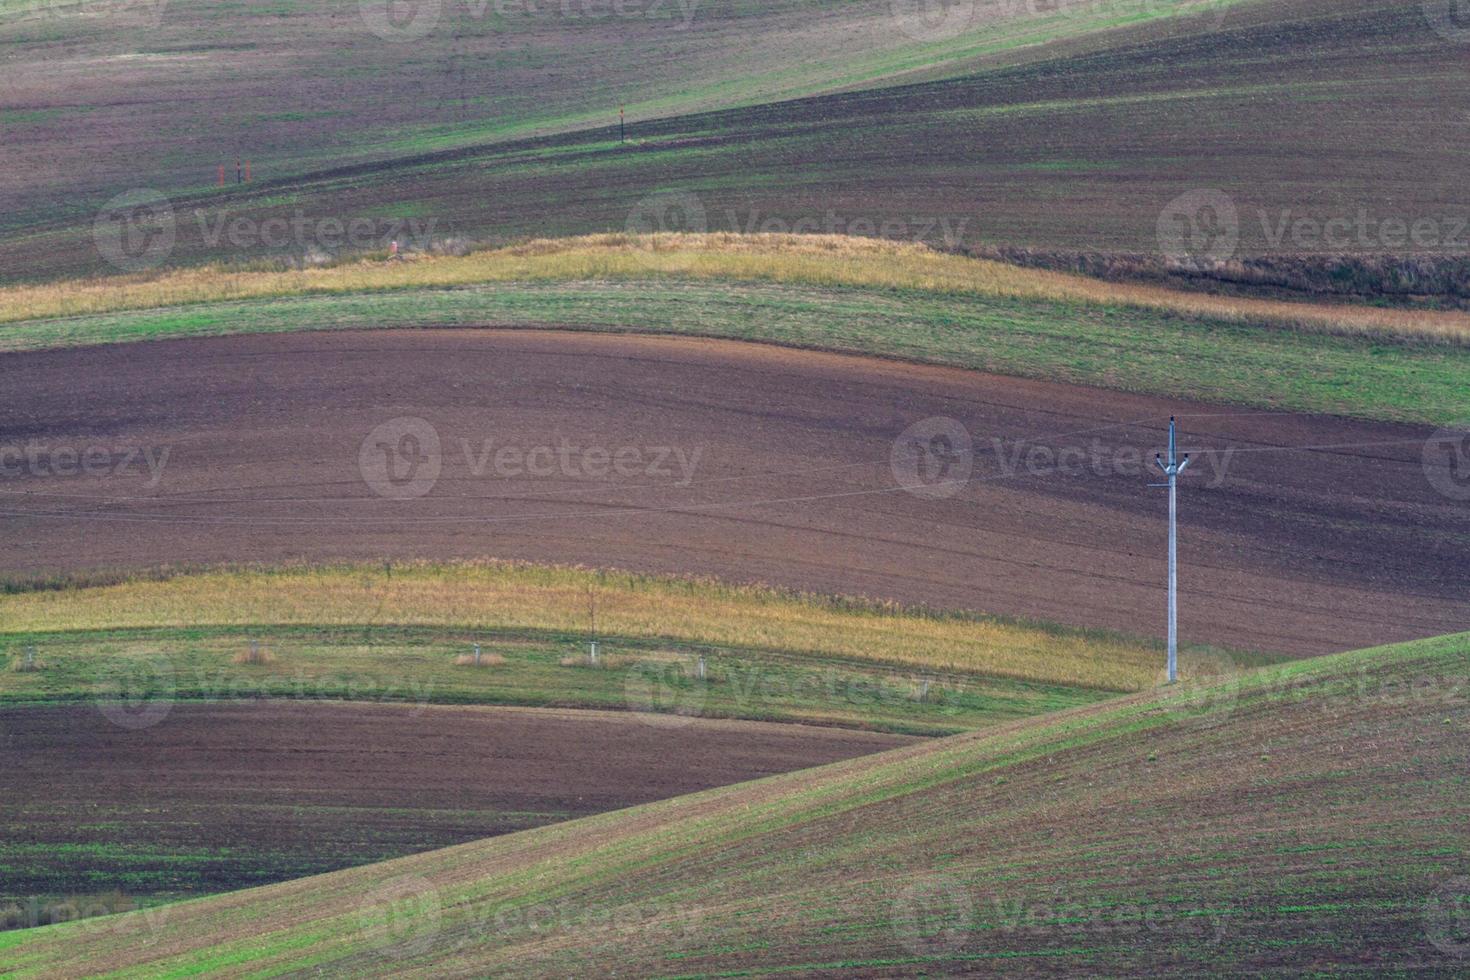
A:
[1152,417,1191,684]
[588,585,599,663]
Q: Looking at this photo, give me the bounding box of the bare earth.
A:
[0,700,909,907]
[1,329,1465,655]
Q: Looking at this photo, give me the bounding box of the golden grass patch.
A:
[0,561,1160,691]
[4,233,1466,344]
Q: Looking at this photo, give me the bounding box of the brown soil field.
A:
[1,329,1465,656]
[0,700,909,912]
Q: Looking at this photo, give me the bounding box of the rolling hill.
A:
[5,629,1465,975]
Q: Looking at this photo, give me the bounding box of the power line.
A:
[1180,438,1430,456]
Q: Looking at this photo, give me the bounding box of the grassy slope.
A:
[3,237,1466,425]
[5,630,1464,976]
[2,623,1114,736]
[4,0,1463,284]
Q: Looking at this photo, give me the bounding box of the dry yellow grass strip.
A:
[4,233,1467,343]
[0,562,1159,690]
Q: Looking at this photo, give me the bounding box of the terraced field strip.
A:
[0,624,1119,737]
[9,236,1467,343]
[0,563,1174,695]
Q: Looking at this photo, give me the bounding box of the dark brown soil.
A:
[0,329,1465,656]
[0,700,909,910]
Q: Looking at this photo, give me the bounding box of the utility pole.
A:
[588,585,599,663]
[1151,417,1190,683]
